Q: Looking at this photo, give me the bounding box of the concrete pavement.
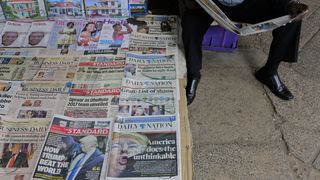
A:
[189,0,320,179]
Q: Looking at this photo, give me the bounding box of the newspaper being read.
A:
[22,21,55,48]
[0,80,21,115]
[45,0,85,19]
[196,0,307,35]
[130,15,178,35]
[129,33,177,55]
[76,17,137,51]
[107,115,179,179]
[65,80,121,118]
[74,60,126,82]
[118,78,176,117]
[0,21,31,48]
[32,115,113,180]
[0,56,43,81]
[124,53,176,80]
[84,0,130,17]
[4,91,67,119]
[0,118,50,180]
[32,57,79,81]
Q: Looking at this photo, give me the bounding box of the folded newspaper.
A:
[196,0,306,35]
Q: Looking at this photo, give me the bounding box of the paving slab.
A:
[193,143,294,180]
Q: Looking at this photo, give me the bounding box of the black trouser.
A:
[181,0,302,77]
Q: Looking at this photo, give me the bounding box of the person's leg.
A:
[214,0,305,100]
[181,10,213,105]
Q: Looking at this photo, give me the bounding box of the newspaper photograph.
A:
[74,60,125,82]
[32,115,113,180]
[196,0,307,35]
[118,78,176,117]
[76,17,136,51]
[0,56,43,81]
[22,21,55,48]
[107,115,179,179]
[84,0,129,17]
[0,21,31,48]
[0,118,50,180]
[32,57,79,81]
[0,0,47,20]
[5,91,67,119]
[45,0,85,19]
[0,80,21,115]
[129,15,178,35]
[129,33,177,55]
[124,53,176,80]
[47,19,84,55]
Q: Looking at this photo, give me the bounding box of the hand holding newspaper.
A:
[196,0,308,35]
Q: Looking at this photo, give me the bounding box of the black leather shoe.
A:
[186,76,201,105]
[255,68,294,100]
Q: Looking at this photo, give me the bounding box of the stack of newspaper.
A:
[0,13,183,179]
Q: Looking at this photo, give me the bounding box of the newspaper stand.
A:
[202,25,238,52]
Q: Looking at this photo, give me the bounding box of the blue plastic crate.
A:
[202,25,238,52]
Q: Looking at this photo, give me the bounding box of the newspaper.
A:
[0,56,43,81]
[4,91,67,119]
[47,19,84,55]
[124,53,176,80]
[0,118,50,180]
[107,115,179,179]
[22,21,55,48]
[196,0,307,36]
[79,55,126,63]
[76,17,136,51]
[0,80,21,115]
[1,0,47,20]
[70,80,122,96]
[118,78,176,117]
[129,33,177,55]
[129,0,148,16]
[85,0,130,17]
[74,61,125,82]
[0,48,40,57]
[20,81,72,94]
[0,21,31,48]
[46,0,85,19]
[32,115,113,180]
[130,15,178,35]
[32,57,79,81]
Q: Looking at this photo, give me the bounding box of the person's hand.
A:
[287,0,309,21]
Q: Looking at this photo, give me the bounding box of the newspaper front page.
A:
[4,91,67,119]
[124,53,176,80]
[20,81,72,94]
[32,115,113,180]
[0,21,31,48]
[32,57,79,81]
[107,115,179,179]
[0,118,50,180]
[22,21,55,48]
[0,56,43,81]
[74,60,125,82]
[129,33,177,55]
[76,17,137,51]
[118,78,176,117]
